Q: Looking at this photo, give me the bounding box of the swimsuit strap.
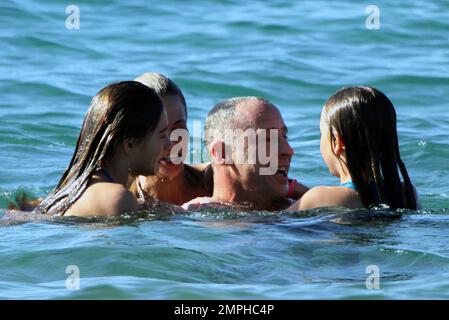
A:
[96,167,115,183]
[340,180,381,199]
[340,180,356,190]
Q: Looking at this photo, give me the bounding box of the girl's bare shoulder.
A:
[66,183,137,217]
[288,185,362,211]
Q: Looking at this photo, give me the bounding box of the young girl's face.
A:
[320,108,340,178]
[130,110,171,177]
[156,94,188,180]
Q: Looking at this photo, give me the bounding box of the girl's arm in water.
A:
[8,197,42,211]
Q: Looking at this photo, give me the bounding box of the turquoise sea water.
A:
[1,0,449,299]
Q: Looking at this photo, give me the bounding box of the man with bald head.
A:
[182,96,307,211]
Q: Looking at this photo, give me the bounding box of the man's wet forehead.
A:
[236,102,286,129]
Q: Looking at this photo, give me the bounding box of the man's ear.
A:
[210,141,228,165]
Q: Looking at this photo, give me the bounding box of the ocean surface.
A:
[1,0,448,299]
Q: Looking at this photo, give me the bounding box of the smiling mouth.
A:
[276,166,289,177]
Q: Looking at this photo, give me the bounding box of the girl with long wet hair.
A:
[289,86,418,211]
[34,81,170,217]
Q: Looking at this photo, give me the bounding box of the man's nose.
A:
[280,136,294,158]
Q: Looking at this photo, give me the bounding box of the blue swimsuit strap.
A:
[340,180,356,190]
[340,180,383,206]
[96,167,115,183]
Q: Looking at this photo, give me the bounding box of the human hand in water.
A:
[181,197,225,211]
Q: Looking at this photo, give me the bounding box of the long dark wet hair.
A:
[34,81,164,215]
[323,86,417,210]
